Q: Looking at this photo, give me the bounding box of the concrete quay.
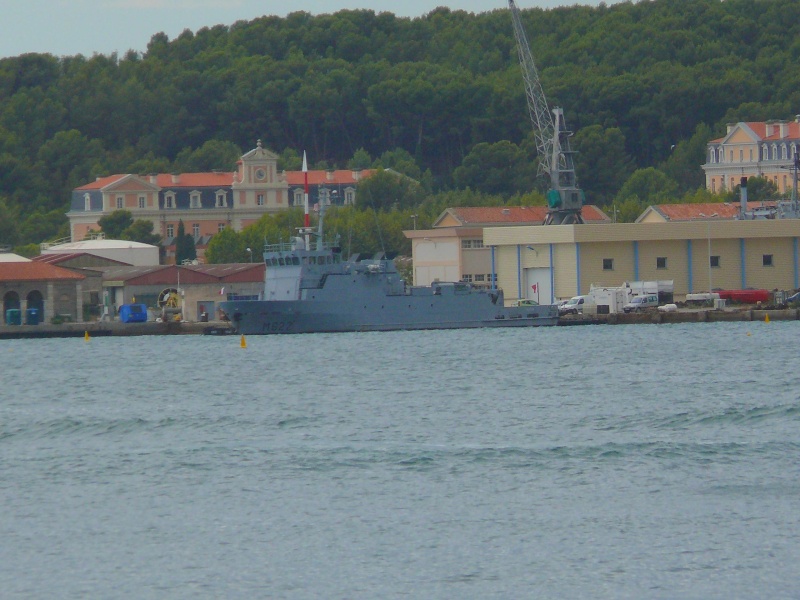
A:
[560,307,800,325]
[0,320,235,340]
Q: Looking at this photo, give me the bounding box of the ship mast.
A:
[301,151,311,248]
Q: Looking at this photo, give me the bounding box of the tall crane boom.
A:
[509,0,584,225]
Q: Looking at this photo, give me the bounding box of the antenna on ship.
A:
[301,151,311,249]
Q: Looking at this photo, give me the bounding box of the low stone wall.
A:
[568,308,800,326]
[0,320,232,339]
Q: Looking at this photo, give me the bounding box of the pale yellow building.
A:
[483,220,800,304]
[703,119,800,194]
[405,205,610,290]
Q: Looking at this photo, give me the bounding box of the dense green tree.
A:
[98,210,134,239]
[615,167,681,206]
[0,197,20,246]
[173,139,242,172]
[354,168,426,211]
[373,147,422,180]
[348,147,372,170]
[19,208,68,244]
[737,176,779,202]
[572,125,635,208]
[205,226,247,263]
[122,220,162,246]
[453,141,535,196]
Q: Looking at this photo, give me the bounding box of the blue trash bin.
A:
[5,308,22,325]
[25,308,40,325]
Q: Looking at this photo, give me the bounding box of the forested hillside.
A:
[2,0,799,250]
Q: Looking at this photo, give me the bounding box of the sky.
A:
[0,0,623,59]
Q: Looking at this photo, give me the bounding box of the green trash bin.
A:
[25,308,40,325]
[5,308,21,325]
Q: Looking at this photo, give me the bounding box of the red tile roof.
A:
[443,205,610,225]
[76,169,376,191]
[763,121,800,140]
[710,121,800,143]
[0,262,85,282]
[648,202,775,221]
[76,172,235,190]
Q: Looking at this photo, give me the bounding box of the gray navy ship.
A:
[219,213,558,335]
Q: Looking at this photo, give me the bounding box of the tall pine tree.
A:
[175,220,196,264]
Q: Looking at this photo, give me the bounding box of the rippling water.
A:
[2,322,800,598]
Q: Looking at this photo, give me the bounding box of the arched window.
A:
[165,192,175,209]
[84,193,91,211]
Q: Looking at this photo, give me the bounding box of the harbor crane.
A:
[509,0,585,224]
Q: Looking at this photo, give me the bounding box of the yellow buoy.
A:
[240,334,247,348]
[765,313,770,323]
[84,330,90,341]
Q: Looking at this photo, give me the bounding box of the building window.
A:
[293,190,303,206]
[474,274,485,282]
[165,193,175,209]
[739,149,743,162]
[215,192,227,208]
[749,149,753,161]
[138,196,145,209]
[729,151,733,162]
[462,274,473,282]
[167,224,174,238]
[84,193,91,211]
[602,258,614,270]
[190,193,201,208]
[345,190,355,205]
[488,274,497,283]
[461,239,484,249]
[710,255,720,268]
[116,196,124,209]
[218,223,226,233]
[192,224,200,238]
[656,257,667,269]
[257,194,264,206]
[763,254,773,267]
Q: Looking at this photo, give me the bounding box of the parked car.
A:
[514,299,539,307]
[623,294,659,313]
[559,295,589,315]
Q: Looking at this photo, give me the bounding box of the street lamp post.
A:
[246,247,253,263]
[411,214,418,230]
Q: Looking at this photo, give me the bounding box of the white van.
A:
[559,295,590,315]
[623,294,659,313]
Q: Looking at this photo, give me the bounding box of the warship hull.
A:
[221,277,558,335]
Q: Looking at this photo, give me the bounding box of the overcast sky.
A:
[0,0,626,59]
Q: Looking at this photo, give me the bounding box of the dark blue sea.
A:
[2,321,799,599]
